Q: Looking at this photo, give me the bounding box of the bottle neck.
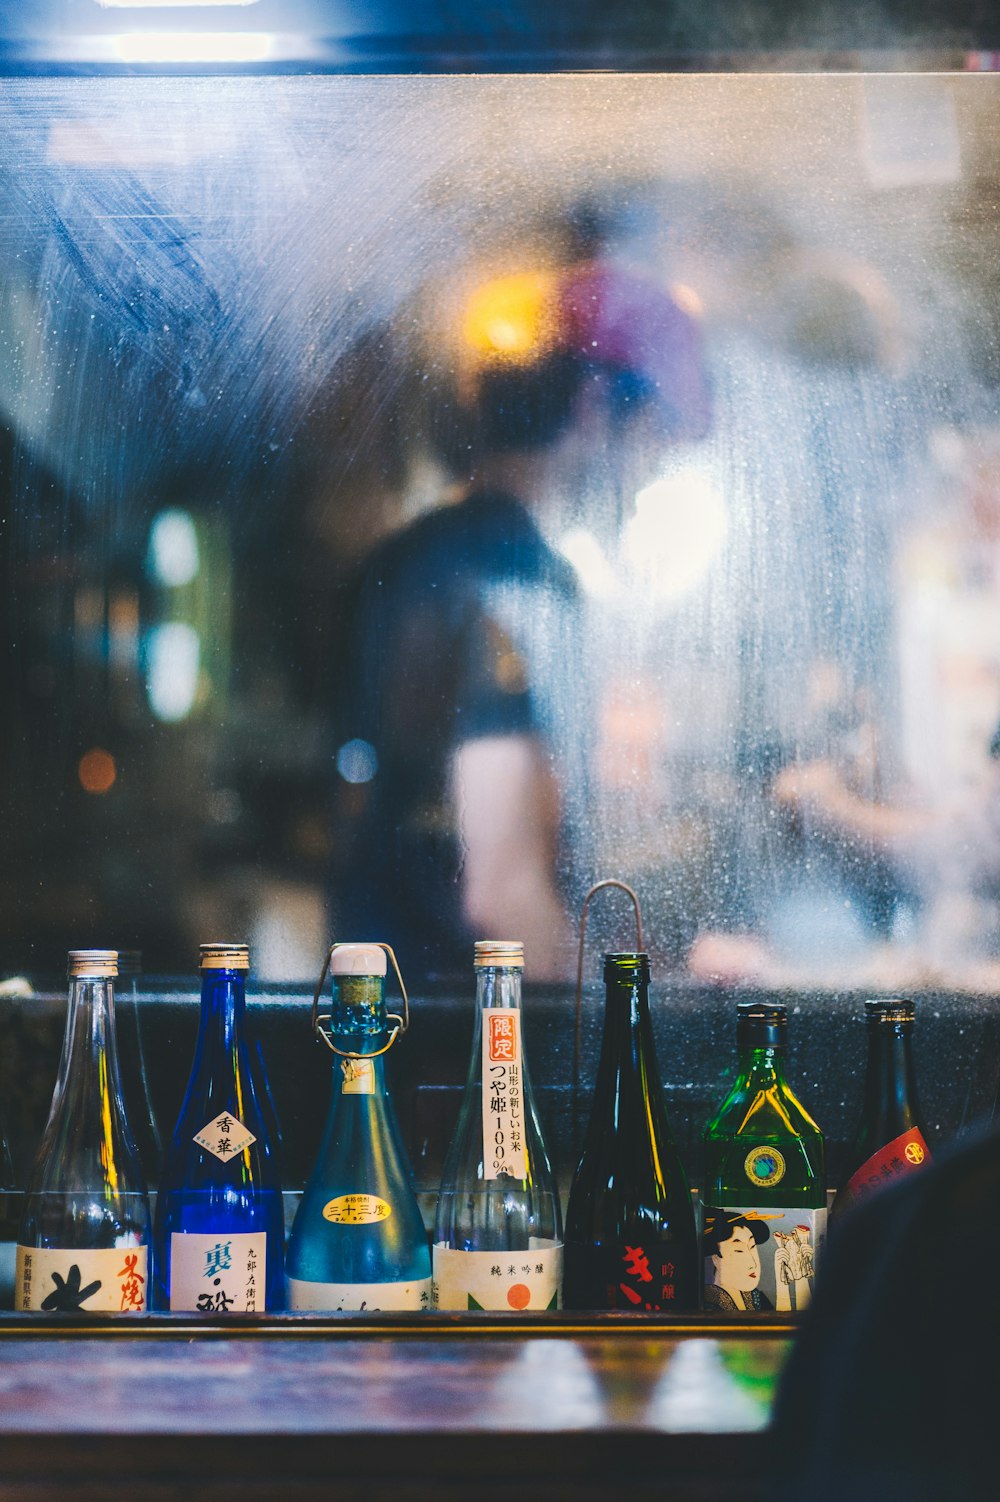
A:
[599,972,652,1063]
[735,1044,787,1086]
[197,967,247,1053]
[54,975,126,1121]
[475,966,523,1011]
[328,974,390,1089]
[862,1021,919,1125]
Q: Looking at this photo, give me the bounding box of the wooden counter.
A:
[0,1315,790,1502]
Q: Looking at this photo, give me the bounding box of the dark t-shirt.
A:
[770,1122,1000,1500]
[331,488,581,978]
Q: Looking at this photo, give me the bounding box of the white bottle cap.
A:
[329,943,387,977]
[67,949,118,979]
[474,940,524,969]
[199,943,250,972]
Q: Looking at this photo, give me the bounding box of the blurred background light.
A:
[336,738,378,785]
[146,622,201,721]
[623,468,728,605]
[148,509,200,589]
[78,747,118,795]
[113,31,274,63]
[557,527,616,600]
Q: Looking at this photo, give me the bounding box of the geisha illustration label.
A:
[16,1244,148,1312]
[432,1240,562,1310]
[170,1231,263,1313]
[841,1127,931,1209]
[482,1008,527,1180]
[702,1206,826,1315]
[193,1111,256,1164]
[287,1276,432,1311]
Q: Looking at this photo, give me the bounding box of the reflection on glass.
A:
[1,74,999,990]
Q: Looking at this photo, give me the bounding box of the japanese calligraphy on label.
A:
[286,1276,432,1311]
[482,1007,526,1180]
[432,1239,562,1311]
[169,1231,263,1313]
[15,1244,148,1312]
[193,1111,256,1164]
[341,1057,376,1096]
[702,1205,826,1316]
[842,1127,931,1210]
[321,1194,392,1225]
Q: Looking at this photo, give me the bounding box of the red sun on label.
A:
[507,1284,531,1311]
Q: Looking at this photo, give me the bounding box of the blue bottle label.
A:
[193,1112,256,1164]
[286,1276,432,1311]
[169,1231,264,1312]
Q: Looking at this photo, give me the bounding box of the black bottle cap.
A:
[604,951,650,983]
[865,997,915,1024]
[737,1001,787,1050]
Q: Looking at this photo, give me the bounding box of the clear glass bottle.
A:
[834,998,930,1216]
[154,944,283,1312]
[16,950,151,1313]
[433,940,562,1311]
[564,951,698,1311]
[701,1001,825,1315]
[115,949,163,1190]
[285,943,431,1311]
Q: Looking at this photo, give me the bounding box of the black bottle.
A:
[563,951,698,1311]
[835,997,930,1216]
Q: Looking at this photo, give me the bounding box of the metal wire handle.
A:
[572,879,645,1107]
[311,942,410,1059]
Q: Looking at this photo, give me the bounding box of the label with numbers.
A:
[432,1239,562,1311]
[16,1244,148,1312]
[321,1194,392,1225]
[193,1112,256,1163]
[169,1231,263,1313]
[481,1008,527,1181]
[286,1276,432,1311]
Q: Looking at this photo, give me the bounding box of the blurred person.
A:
[770,1121,1000,1500]
[330,259,711,980]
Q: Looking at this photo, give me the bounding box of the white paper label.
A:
[286,1276,432,1311]
[432,1239,562,1311]
[169,1231,264,1313]
[481,1007,527,1180]
[193,1111,256,1163]
[341,1058,376,1095]
[16,1244,148,1312]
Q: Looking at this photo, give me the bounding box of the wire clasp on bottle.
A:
[311,942,410,1059]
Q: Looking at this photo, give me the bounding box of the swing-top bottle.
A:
[285,943,431,1310]
[433,940,563,1311]
[154,943,283,1311]
[17,950,151,1313]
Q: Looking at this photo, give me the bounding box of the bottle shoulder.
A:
[703,1076,824,1142]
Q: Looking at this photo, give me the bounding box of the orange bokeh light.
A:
[78,747,117,795]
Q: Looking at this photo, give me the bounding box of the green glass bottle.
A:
[701,1002,825,1315]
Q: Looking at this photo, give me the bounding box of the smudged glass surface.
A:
[2,73,1000,992]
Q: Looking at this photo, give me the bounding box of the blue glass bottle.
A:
[154,944,283,1312]
[285,944,431,1311]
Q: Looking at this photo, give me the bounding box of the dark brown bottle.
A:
[563,952,698,1311]
[835,998,931,1217]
